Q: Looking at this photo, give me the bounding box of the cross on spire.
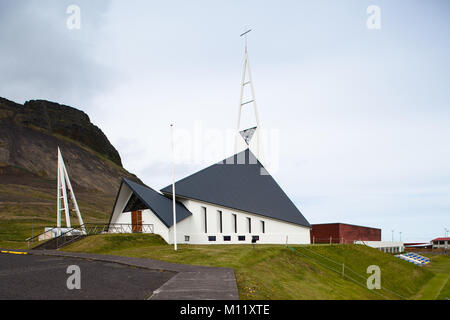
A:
[240,28,252,51]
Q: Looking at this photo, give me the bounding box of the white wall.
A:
[109,183,170,242]
[167,197,311,245]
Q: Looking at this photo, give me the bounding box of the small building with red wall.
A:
[310,223,381,244]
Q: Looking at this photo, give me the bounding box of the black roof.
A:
[161,149,311,228]
[119,178,192,228]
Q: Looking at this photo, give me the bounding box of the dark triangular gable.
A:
[160,149,311,228]
[123,193,147,212]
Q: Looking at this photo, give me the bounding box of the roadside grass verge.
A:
[413,254,450,300]
[63,233,435,300]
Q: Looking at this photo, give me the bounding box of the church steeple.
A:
[235,29,264,164]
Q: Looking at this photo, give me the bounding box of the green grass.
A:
[413,254,450,300]
[0,186,112,250]
[0,176,114,250]
[436,277,450,300]
[62,233,438,300]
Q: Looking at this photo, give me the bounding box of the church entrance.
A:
[131,210,142,233]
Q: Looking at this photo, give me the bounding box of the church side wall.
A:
[169,198,310,245]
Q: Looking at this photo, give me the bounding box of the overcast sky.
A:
[1,0,449,242]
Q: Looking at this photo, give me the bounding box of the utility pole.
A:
[170,124,177,251]
[391,230,394,242]
[399,231,402,242]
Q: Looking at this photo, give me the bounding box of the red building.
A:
[310,223,381,244]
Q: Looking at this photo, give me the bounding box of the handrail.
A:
[26,226,60,243]
[58,225,83,237]
[27,223,155,249]
[56,226,87,248]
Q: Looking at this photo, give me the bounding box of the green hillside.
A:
[0,97,141,249]
[61,233,445,300]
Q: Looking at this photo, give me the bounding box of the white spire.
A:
[235,28,264,164]
[57,147,85,234]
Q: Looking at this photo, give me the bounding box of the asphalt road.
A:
[0,253,175,300]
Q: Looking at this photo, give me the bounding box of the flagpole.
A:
[171,124,177,251]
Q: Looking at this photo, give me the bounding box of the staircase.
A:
[28,224,88,250]
[32,235,87,250]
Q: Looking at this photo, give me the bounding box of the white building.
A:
[354,241,404,254]
[108,149,311,245]
[109,33,311,244]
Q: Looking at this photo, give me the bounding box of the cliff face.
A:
[0,97,140,232]
[1,97,121,166]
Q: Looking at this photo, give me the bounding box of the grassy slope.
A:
[437,277,450,300]
[0,123,138,249]
[0,183,113,249]
[62,234,439,300]
[413,254,450,300]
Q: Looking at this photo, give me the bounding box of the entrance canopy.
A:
[109,178,192,228]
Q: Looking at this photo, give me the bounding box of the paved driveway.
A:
[0,253,175,300]
[28,249,239,300]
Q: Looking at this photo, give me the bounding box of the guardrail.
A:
[27,223,154,249]
[106,223,154,234]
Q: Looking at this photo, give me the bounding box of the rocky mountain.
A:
[0,97,141,244]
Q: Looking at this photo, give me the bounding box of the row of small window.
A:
[378,247,401,253]
[202,207,265,234]
[184,235,260,242]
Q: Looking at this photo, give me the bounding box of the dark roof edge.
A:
[161,191,311,229]
[123,178,190,228]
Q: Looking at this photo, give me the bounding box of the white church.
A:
[108,31,312,245]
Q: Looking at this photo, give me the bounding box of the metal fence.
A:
[27,223,154,249]
[105,223,154,234]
